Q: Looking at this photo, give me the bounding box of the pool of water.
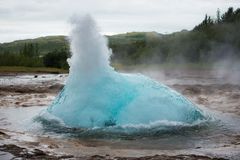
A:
[0,106,239,151]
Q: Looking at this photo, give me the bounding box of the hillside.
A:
[0,32,162,55]
[0,36,68,55]
[0,7,240,68]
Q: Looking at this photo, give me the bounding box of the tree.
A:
[193,14,214,31]
[222,7,234,22]
[21,43,39,57]
[43,49,69,69]
[217,8,221,23]
[35,43,39,56]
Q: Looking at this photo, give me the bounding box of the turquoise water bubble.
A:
[46,15,207,129]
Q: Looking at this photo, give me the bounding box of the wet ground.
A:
[0,68,240,159]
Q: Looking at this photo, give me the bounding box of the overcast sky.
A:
[0,0,239,43]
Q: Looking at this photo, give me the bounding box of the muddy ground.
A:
[0,69,239,159]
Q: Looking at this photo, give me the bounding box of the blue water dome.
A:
[46,15,207,128]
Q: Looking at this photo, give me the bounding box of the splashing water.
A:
[46,15,207,129]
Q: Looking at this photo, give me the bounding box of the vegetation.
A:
[0,7,240,69]
[0,66,67,74]
[110,7,240,64]
[43,48,69,69]
[0,36,67,55]
[0,41,69,69]
[0,43,43,67]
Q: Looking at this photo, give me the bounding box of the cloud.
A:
[0,0,240,42]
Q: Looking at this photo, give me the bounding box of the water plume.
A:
[46,15,207,128]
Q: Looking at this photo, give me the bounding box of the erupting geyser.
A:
[47,15,207,128]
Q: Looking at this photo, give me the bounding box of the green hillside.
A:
[109,7,240,64]
[0,36,68,55]
[0,7,240,69]
[0,32,161,55]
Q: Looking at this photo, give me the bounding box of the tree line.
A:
[0,43,69,69]
[194,7,240,31]
[110,7,240,65]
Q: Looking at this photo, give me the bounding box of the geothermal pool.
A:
[0,97,239,156]
[0,16,240,159]
[0,71,240,159]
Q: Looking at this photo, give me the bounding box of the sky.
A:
[0,0,239,43]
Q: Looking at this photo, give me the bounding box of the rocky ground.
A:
[0,69,239,159]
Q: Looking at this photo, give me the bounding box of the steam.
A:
[67,15,112,80]
[212,58,240,85]
[209,40,240,84]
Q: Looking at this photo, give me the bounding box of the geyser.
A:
[47,15,207,128]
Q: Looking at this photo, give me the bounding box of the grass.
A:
[0,66,68,74]
[112,62,213,71]
[0,63,213,74]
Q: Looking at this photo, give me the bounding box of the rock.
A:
[0,131,10,139]
[48,84,64,92]
[184,86,201,95]
[230,93,240,99]
[0,144,74,160]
